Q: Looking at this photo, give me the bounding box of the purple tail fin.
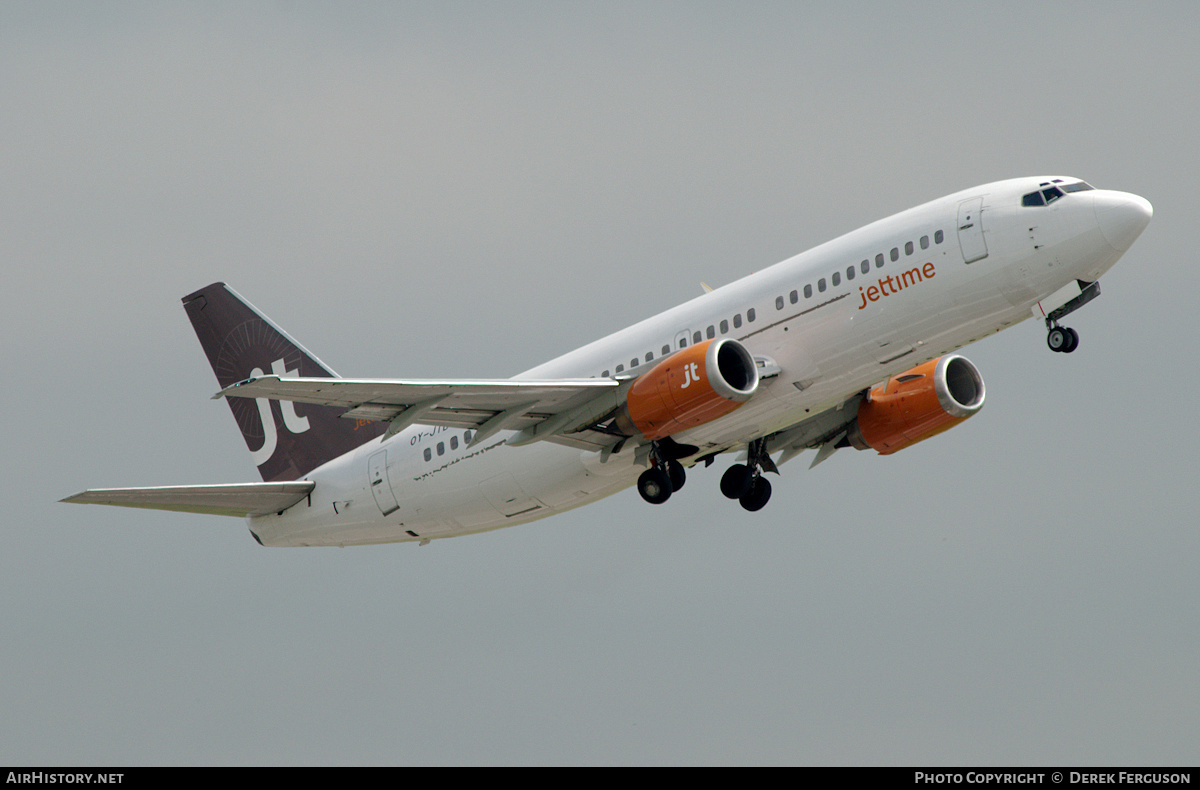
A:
[182,283,384,482]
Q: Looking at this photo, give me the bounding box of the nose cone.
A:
[1095,191,1153,252]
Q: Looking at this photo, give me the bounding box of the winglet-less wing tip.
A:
[212,376,268,400]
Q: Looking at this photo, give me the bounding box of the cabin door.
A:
[957,197,988,264]
[368,450,399,516]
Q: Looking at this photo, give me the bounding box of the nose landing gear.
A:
[1041,280,1099,354]
[1047,323,1079,353]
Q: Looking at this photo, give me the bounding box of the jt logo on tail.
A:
[247,358,311,465]
[183,283,384,482]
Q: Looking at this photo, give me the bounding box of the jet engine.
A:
[847,355,985,455]
[613,338,758,440]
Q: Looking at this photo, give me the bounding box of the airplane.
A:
[62,176,1152,547]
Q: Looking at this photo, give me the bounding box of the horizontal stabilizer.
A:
[60,482,315,518]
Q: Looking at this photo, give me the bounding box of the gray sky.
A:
[3,1,1196,766]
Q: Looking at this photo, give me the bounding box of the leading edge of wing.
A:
[214,375,623,435]
[60,482,315,518]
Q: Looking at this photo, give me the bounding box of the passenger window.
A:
[790,289,798,304]
[720,319,729,333]
[920,235,929,250]
[706,326,715,339]
[733,314,742,329]
[935,230,944,244]
[875,253,885,268]
[464,430,473,444]
[645,352,653,362]
[450,436,458,451]
[437,442,445,456]
[831,272,840,287]
[693,331,702,344]
[631,358,639,368]
[776,295,785,310]
[661,345,670,355]
[818,278,826,293]
[846,265,855,281]
[747,308,755,322]
[905,241,914,255]
[861,260,870,274]
[890,247,899,262]
[804,284,812,298]
[602,370,610,378]
[424,448,432,462]
[616,364,624,373]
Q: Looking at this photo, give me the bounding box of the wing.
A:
[214,375,626,449]
[762,392,866,468]
[60,482,315,518]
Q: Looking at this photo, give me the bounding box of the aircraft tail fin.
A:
[182,283,384,482]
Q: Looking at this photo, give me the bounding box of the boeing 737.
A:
[63,176,1152,547]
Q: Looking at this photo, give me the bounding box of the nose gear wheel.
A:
[1047,322,1079,354]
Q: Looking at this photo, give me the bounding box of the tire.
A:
[638,467,673,505]
[1047,327,1067,352]
[739,477,772,512]
[720,464,753,499]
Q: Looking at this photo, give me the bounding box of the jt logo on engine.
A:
[680,362,700,389]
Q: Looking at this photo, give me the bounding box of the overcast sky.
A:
[3,1,1196,766]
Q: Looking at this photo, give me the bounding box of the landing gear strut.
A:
[635,436,778,511]
[720,438,777,512]
[1042,281,1098,354]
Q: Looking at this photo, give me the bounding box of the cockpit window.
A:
[1022,182,1083,207]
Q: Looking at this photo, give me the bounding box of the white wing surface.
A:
[214,375,624,446]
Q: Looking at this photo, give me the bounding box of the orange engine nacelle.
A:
[613,338,759,441]
[848,355,985,455]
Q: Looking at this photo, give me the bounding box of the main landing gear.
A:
[637,458,685,505]
[1046,322,1079,354]
[720,463,772,511]
[636,437,778,512]
[719,437,777,512]
[636,439,690,504]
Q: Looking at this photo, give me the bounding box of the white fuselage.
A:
[247,177,1150,546]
